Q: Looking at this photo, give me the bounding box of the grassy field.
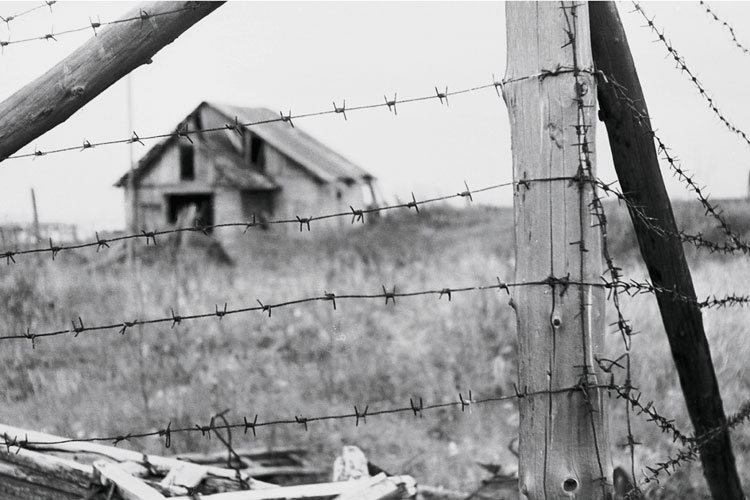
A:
[0,199,748,497]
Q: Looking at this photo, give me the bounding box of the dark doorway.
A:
[166,194,214,229]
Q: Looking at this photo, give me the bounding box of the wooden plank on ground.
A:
[333,475,415,500]
[0,442,97,495]
[0,474,93,500]
[171,474,386,500]
[94,460,167,500]
[159,460,207,490]
[0,423,275,489]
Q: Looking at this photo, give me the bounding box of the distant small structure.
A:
[0,223,78,248]
[115,102,378,242]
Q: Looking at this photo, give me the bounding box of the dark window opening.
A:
[241,190,275,228]
[180,145,195,180]
[166,194,214,230]
[250,135,266,171]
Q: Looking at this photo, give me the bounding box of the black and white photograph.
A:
[0,1,749,499]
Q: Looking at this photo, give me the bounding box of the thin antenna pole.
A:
[127,74,136,269]
[30,188,40,244]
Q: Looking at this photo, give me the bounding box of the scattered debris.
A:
[0,425,416,500]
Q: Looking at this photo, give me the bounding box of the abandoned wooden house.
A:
[115,102,377,240]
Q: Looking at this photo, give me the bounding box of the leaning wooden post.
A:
[503,3,611,498]
[0,1,224,160]
[589,3,742,498]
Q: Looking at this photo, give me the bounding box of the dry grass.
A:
[0,202,748,496]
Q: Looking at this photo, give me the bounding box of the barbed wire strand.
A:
[0,1,54,27]
[599,70,750,254]
[3,276,609,344]
[2,172,743,313]
[0,380,696,490]
[1,70,591,162]
[0,180,510,261]
[588,177,642,490]
[0,384,618,448]
[631,2,750,148]
[612,385,692,447]
[596,178,748,256]
[2,176,745,316]
[698,1,750,56]
[0,5,195,50]
[621,399,750,500]
[605,275,750,310]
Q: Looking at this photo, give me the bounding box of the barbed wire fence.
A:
[0,2,749,499]
[632,1,750,148]
[699,1,750,56]
[0,1,55,29]
[0,4,202,51]
[0,74,537,161]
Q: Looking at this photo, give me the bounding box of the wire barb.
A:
[354,405,368,426]
[243,415,258,437]
[409,397,423,418]
[384,93,397,115]
[406,192,420,213]
[382,285,396,305]
[256,299,271,317]
[333,100,347,120]
[119,320,139,335]
[459,390,473,414]
[435,86,449,106]
[350,206,364,224]
[324,292,337,310]
[459,181,473,202]
[215,303,228,320]
[296,216,312,232]
[279,110,294,128]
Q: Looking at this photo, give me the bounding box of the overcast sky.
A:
[1,1,749,231]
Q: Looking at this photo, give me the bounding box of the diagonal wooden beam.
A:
[589,3,742,499]
[0,1,224,160]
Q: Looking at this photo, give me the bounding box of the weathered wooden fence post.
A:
[503,2,611,498]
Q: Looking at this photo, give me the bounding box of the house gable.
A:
[115,101,374,227]
[206,103,373,184]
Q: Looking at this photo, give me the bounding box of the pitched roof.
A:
[115,102,373,187]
